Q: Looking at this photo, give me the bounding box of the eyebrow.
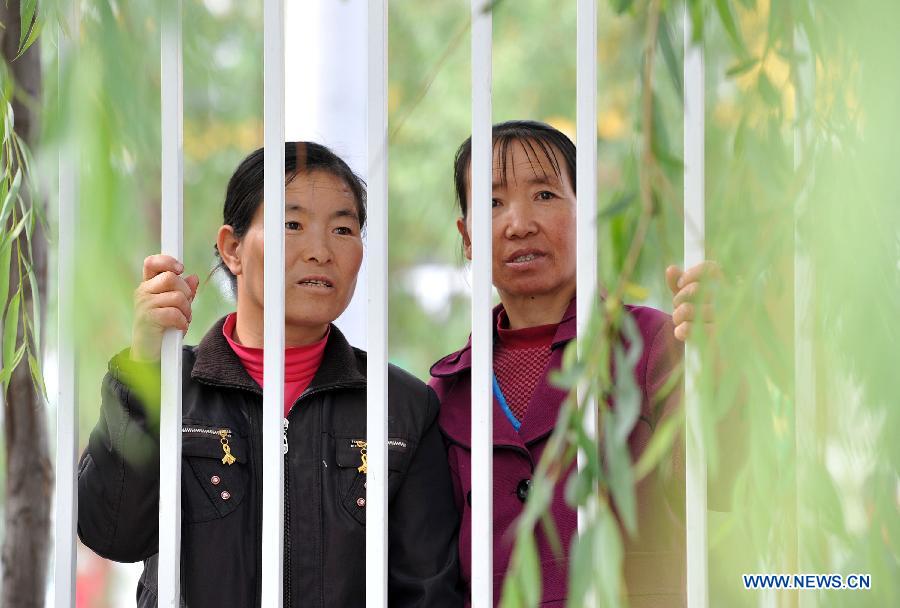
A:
[286,204,359,222]
[492,174,560,190]
[332,208,360,222]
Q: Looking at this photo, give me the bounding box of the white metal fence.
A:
[50,1,711,606]
[682,8,708,608]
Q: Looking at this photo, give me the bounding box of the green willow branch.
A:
[609,0,662,309]
[0,98,44,398]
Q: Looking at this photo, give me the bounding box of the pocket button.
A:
[516,479,531,503]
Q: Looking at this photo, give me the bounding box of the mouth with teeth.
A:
[505,251,545,267]
[297,278,334,288]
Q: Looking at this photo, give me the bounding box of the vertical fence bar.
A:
[575,0,598,536]
[53,2,79,604]
[158,0,184,605]
[365,0,389,606]
[683,8,708,608]
[793,21,817,608]
[261,0,286,605]
[470,0,493,606]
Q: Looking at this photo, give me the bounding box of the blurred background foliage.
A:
[0,0,895,605]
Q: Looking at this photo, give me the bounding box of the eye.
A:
[536,191,556,201]
[333,226,354,236]
[285,221,301,231]
[491,198,501,208]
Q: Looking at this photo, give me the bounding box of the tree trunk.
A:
[0,4,52,607]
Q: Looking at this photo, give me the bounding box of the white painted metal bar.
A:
[53,2,80,604]
[682,8,708,608]
[158,0,184,605]
[261,0,286,605]
[575,0,598,536]
[793,22,817,608]
[470,1,493,606]
[365,0,389,606]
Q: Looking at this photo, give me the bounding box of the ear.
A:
[217,225,243,276]
[456,216,472,261]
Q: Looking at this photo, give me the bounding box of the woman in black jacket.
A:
[77,142,463,607]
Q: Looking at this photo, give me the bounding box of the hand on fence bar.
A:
[131,254,199,361]
[666,260,721,342]
[667,260,747,512]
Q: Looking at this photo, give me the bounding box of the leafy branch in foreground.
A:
[499,0,845,606]
[0,90,46,398]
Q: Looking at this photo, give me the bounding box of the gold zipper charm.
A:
[219,430,236,465]
[352,440,368,474]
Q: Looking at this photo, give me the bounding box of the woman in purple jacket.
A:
[429,120,718,607]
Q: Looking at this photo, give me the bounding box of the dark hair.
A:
[214,141,367,293]
[453,120,577,218]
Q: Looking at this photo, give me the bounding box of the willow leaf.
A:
[0,240,11,310]
[567,524,595,605]
[658,14,683,97]
[3,289,21,367]
[0,169,22,228]
[1,342,26,392]
[726,56,760,78]
[595,508,625,607]
[604,419,637,535]
[27,351,47,400]
[26,259,40,353]
[714,0,747,56]
[687,0,704,43]
[634,410,684,481]
[501,533,541,608]
[18,0,39,54]
[613,0,634,14]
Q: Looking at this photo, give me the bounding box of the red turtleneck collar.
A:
[222,313,328,416]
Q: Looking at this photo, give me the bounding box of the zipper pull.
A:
[283,418,290,455]
[351,440,368,475]
[218,429,236,465]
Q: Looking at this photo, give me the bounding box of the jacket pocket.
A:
[181,424,250,523]
[334,435,413,525]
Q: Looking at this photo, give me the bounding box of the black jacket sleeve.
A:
[77,349,163,563]
[387,387,464,607]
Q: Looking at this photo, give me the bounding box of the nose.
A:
[300,231,333,265]
[503,200,538,239]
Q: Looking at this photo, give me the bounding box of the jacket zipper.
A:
[181,426,232,437]
[283,417,291,605]
[182,426,236,465]
[197,381,362,606]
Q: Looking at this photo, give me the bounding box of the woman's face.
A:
[228,170,364,336]
[457,139,577,302]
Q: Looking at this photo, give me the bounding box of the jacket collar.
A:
[432,299,576,451]
[436,347,570,451]
[430,297,577,379]
[192,316,366,396]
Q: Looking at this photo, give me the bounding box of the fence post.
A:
[53,1,80,604]
[366,1,389,607]
[469,1,494,606]
[793,20,817,608]
[261,0,286,606]
[157,0,185,604]
[683,7,709,608]
[575,0,599,543]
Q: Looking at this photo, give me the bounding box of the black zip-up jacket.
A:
[77,318,463,607]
